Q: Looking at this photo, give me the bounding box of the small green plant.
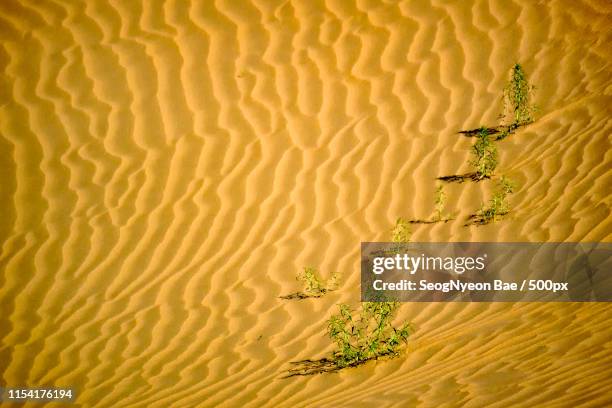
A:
[392,217,410,243]
[478,176,516,223]
[470,127,498,180]
[284,218,413,377]
[501,63,537,128]
[327,302,411,368]
[297,266,325,296]
[297,267,340,297]
[389,217,411,254]
[281,267,340,299]
[434,184,447,221]
[326,271,341,291]
[495,128,510,141]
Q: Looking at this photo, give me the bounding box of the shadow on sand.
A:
[407,218,453,225]
[282,352,400,378]
[458,126,501,137]
[437,172,488,183]
[459,122,530,140]
[279,289,333,300]
[464,212,509,227]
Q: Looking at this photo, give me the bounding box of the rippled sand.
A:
[0,0,611,407]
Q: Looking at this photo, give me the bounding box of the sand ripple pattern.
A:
[0,0,610,407]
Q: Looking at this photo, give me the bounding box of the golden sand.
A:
[0,0,610,406]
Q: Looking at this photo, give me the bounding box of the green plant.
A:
[391,217,410,243]
[501,63,537,127]
[296,267,340,297]
[297,267,324,295]
[470,127,498,180]
[496,128,510,140]
[285,218,413,377]
[389,217,411,255]
[478,176,516,223]
[326,271,341,291]
[434,184,447,221]
[329,218,412,367]
[327,302,411,368]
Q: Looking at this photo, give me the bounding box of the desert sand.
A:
[0,0,610,407]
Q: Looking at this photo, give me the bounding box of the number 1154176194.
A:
[1,387,75,402]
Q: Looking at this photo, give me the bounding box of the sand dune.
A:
[0,0,610,407]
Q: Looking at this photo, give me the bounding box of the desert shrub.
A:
[495,127,510,141]
[501,63,537,127]
[297,267,340,297]
[330,217,412,367]
[286,218,413,376]
[391,217,411,243]
[326,271,341,291]
[434,184,447,221]
[388,217,411,255]
[327,302,412,368]
[478,176,516,223]
[470,127,498,179]
[297,267,324,295]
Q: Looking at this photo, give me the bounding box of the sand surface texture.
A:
[0,0,611,407]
